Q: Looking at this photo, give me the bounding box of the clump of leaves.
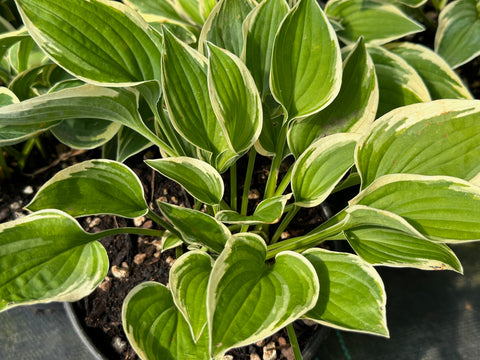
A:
[1,0,480,359]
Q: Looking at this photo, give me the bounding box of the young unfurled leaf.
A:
[0,210,108,312]
[325,0,424,45]
[386,42,472,100]
[350,174,480,242]
[198,0,254,56]
[242,0,289,97]
[435,0,480,68]
[208,233,319,357]
[146,157,224,205]
[288,37,378,157]
[292,133,359,207]
[16,0,163,85]
[216,194,292,224]
[170,251,213,341]
[303,248,388,337]
[122,282,210,360]
[27,160,148,218]
[344,205,463,272]
[157,202,230,253]
[356,100,480,188]
[271,0,342,121]
[368,45,430,116]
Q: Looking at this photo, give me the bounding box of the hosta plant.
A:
[1,0,480,359]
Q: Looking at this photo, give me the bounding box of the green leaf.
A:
[216,194,292,224]
[303,248,388,336]
[435,0,480,68]
[157,202,230,253]
[0,87,19,106]
[242,0,289,97]
[368,45,430,116]
[386,0,427,7]
[0,27,29,59]
[15,0,163,85]
[146,157,224,205]
[350,174,480,242]
[343,205,463,272]
[207,43,262,155]
[198,0,254,56]
[208,233,319,357]
[271,0,342,121]
[161,231,183,252]
[292,133,359,207]
[288,37,378,157]
[122,282,210,360]
[325,0,424,45]
[27,159,148,218]
[123,0,187,24]
[115,125,152,162]
[170,251,213,341]
[386,42,472,100]
[0,210,108,312]
[356,99,480,188]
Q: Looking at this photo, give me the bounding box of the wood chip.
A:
[134,253,147,265]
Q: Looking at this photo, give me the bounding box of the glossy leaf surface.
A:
[0,210,108,312]
[27,160,148,218]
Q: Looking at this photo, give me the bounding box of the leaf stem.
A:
[230,163,237,211]
[270,205,300,244]
[146,209,181,238]
[241,148,257,216]
[89,227,165,241]
[0,148,11,179]
[286,323,303,360]
[264,124,288,199]
[274,164,293,197]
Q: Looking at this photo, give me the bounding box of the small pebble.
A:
[112,336,127,353]
[222,356,233,360]
[134,253,147,265]
[142,220,153,229]
[263,341,277,360]
[248,189,261,200]
[250,354,261,360]
[98,277,111,292]
[166,256,176,267]
[23,186,34,195]
[134,216,145,227]
[111,265,129,279]
[88,217,101,229]
[256,339,266,347]
[10,201,22,211]
[278,337,294,360]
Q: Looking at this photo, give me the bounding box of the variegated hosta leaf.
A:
[215,194,292,224]
[242,0,289,97]
[325,0,424,45]
[122,282,210,360]
[157,202,230,253]
[146,157,224,206]
[356,100,480,188]
[271,0,342,121]
[292,133,359,207]
[343,205,463,271]
[198,0,254,56]
[435,0,480,68]
[115,125,153,162]
[15,0,163,85]
[177,0,203,24]
[208,233,319,357]
[123,0,187,24]
[386,42,472,100]
[0,210,108,312]
[303,248,388,336]
[350,174,480,242]
[27,160,148,218]
[0,28,30,59]
[0,87,19,106]
[288,37,378,158]
[207,43,262,155]
[386,0,427,7]
[368,45,430,116]
[170,251,213,341]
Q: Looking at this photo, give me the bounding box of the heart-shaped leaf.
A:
[216,194,292,224]
[271,0,342,121]
[146,157,224,205]
[207,42,262,155]
[170,251,213,341]
[157,202,230,253]
[302,248,388,336]
[344,205,463,272]
[325,0,424,45]
[207,233,319,357]
[368,45,430,116]
[435,0,480,68]
[386,42,472,100]
[27,159,148,218]
[122,282,210,360]
[0,210,108,312]
[350,174,480,242]
[356,99,480,188]
[292,133,359,207]
[288,37,378,158]
[15,0,163,85]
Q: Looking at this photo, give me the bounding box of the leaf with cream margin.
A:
[303,248,388,337]
[208,233,319,357]
[15,0,163,85]
[27,160,148,218]
[0,210,108,312]
[356,99,480,188]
